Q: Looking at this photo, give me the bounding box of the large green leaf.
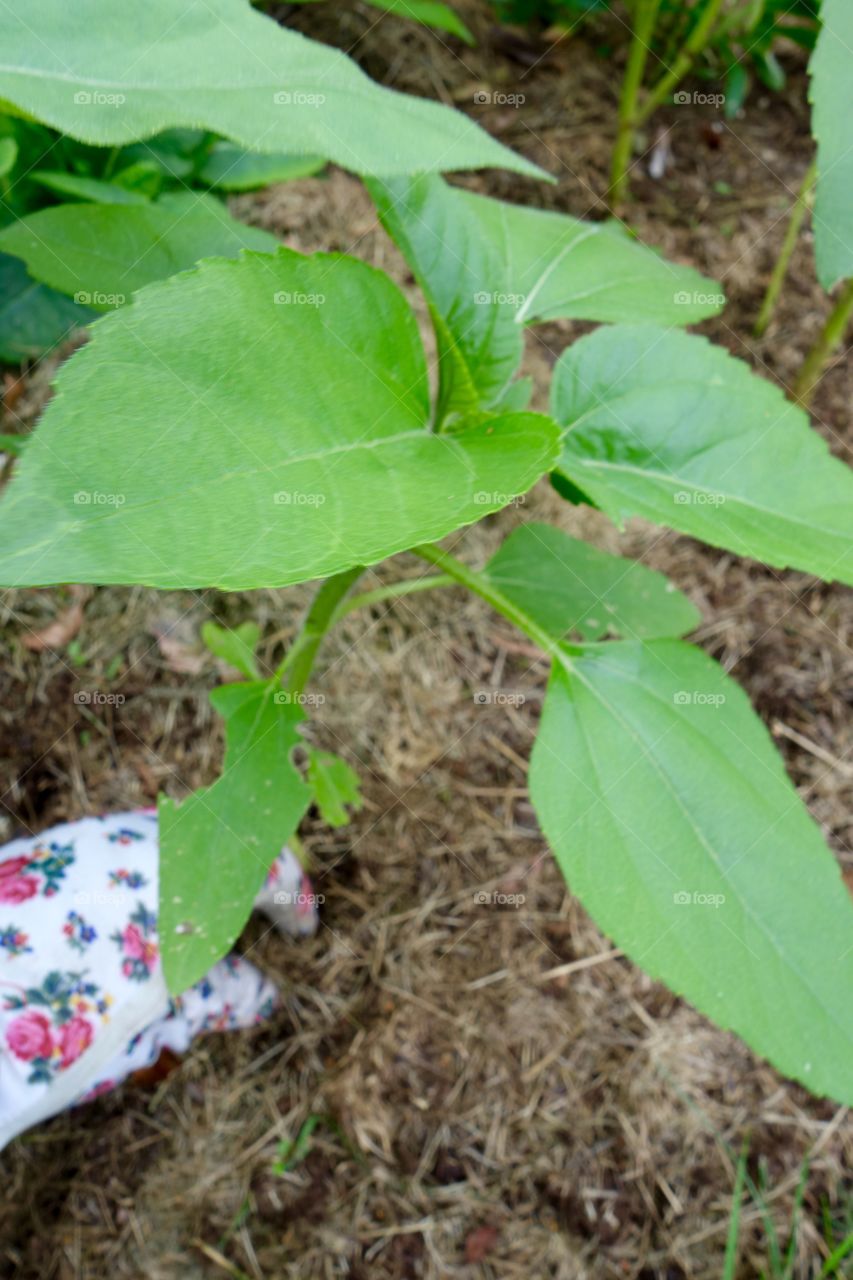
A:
[0,0,539,179]
[0,193,279,308]
[530,640,853,1103]
[373,177,723,330]
[159,680,311,992]
[810,0,853,289]
[0,249,560,589]
[485,522,700,641]
[0,251,95,363]
[552,325,853,585]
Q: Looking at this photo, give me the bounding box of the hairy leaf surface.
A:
[0,193,279,307]
[0,250,560,589]
[159,681,311,992]
[810,0,853,288]
[530,640,853,1103]
[552,325,853,585]
[486,522,700,641]
[0,0,538,178]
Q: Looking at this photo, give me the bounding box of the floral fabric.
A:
[0,811,315,1150]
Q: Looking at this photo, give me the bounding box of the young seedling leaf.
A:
[158,680,311,993]
[0,0,540,179]
[810,0,853,289]
[0,251,95,362]
[552,325,853,585]
[200,620,261,680]
[307,750,363,828]
[0,193,279,307]
[530,640,853,1104]
[0,249,560,589]
[485,522,700,641]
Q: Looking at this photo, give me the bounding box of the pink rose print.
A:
[7,1010,54,1062]
[0,875,39,905]
[0,856,32,880]
[122,923,145,959]
[56,1015,94,1069]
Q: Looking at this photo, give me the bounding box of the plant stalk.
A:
[609,0,663,206]
[277,565,364,694]
[754,159,817,337]
[793,277,853,408]
[636,0,728,126]
[330,574,455,622]
[412,543,579,660]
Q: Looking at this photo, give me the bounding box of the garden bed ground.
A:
[0,3,851,1277]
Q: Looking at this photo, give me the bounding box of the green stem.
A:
[793,277,853,408]
[277,565,364,694]
[636,0,727,126]
[754,159,817,338]
[330,574,455,623]
[412,543,579,660]
[610,0,663,206]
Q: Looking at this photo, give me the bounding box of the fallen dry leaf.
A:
[149,615,207,675]
[21,585,91,652]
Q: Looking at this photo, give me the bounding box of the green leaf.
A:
[0,249,560,589]
[197,142,325,191]
[0,433,27,456]
[368,174,523,419]
[30,170,152,204]
[201,620,261,679]
[362,0,474,43]
[0,251,94,363]
[0,192,279,307]
[810,0,853,289]
[530,640,853,1103]
[0,0,540,179]
[307,749,363,827]
[0,136,17,179]
[485,522,700,641]
[370,175,724,414]
[158,680,311,992]
[552,325,853,585]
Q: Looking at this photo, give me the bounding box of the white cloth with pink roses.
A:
[0,810,317,1151]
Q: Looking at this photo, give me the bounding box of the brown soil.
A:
[0,3,851,1278]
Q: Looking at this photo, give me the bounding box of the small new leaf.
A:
[201,620,261,680]
[307,750,363,828]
